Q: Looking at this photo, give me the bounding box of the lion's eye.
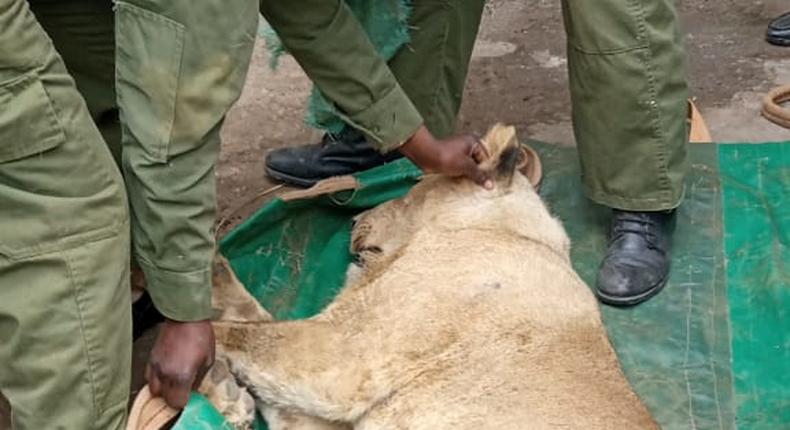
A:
[352,253,364,266]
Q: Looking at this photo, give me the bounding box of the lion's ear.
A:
[494,145,525,182]
[479,124,522,183]
[480,124,518,163]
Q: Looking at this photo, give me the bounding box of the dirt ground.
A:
[1,0,788,427]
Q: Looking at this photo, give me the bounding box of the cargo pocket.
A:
[114,1,184,163]
[0,71,128,260]
[0,73,67,259]
[561,0,647,54]
[0,73,66,163]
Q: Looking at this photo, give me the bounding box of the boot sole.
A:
[595,274,669,307]
[767,35,790,47]
[265,166,321,188]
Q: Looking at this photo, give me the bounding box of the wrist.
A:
[400,125,441,171]
[401,125,432,155]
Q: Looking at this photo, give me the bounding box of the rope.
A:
[214,184,285,241]
[762,84,790,129]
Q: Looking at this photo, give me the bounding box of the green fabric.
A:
[562,0,689,211]
[171,393,268,430]
[387,0,485,139]
[30,0,259,321]
[721,143,790,429]
[222,160,421,320]
[0,1,132,428]
[115,0,258,320]
[179,141,789,429]
[260,0,421,151]
[263,0,411,135]
[29,0,121,163]
[541,143,735,429]
[260,0,484,150]
[265,0,686,201]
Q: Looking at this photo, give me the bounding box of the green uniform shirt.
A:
[113,0,258,321]
[261,0,425,152]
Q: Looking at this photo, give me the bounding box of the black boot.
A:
[265,127,403,187]
[767,12,790,47]
[596,210,675,307]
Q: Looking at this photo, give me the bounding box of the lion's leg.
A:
[199,355,257,429]
[214,320,395,424]
[199,354,349,430]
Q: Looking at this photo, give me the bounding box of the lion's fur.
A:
[206,124,659,430]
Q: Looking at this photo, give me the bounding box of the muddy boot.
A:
[265,128,403,188]
[767,12,790,46]
[596,210,675,307]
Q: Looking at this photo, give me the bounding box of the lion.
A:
[203,124,659,430]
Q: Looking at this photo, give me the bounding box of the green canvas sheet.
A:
[174,141,790,430]
[721,144,790,428]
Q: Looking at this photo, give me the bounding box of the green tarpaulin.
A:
[721,144,790,428]
[174,141,789,430]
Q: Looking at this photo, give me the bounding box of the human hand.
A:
[400,125,493,189]
[146,319,215,409]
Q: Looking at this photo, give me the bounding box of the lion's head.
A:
[349,124,570,281]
